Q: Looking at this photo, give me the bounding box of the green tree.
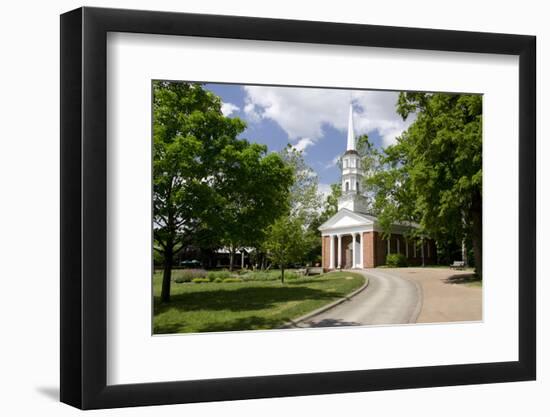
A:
[153,81,292,301]
[279,145,321,226]
[278,146,324,265]
[263,215,308,283]
[154,81,245,302]
[371,92,482,275]
[216,143,293,270]
[318,183,342,224]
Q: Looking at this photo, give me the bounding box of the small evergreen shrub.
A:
[386,253,408,267]
[213,277,223,283]
[191,277,210,284]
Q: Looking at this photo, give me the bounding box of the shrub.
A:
[213,277,223,283]
[386,253,408,267]
[191,278,210,284]
[240,270,280,282]
[207,270,231,281]
[173,269,207,283]
[222,278,243,283]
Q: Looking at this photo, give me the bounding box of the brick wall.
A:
[322,236,330,270]
[362,232,374,268]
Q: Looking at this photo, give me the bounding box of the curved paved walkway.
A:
[295,269,421,328]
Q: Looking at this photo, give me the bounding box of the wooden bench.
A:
[305,267,323,276]
[450,261,465,270]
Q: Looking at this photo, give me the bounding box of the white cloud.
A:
[242,85,415,148]
[324,155,341,169]
[291,137,315,153]
[220,102,239,117]
[243,101,261,122]
[351,91,417,147]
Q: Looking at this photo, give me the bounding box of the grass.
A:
[153,271,365,334]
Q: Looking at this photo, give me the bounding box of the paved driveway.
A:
[295,269,421,328]
[386,267,482,323]
[294,267,482,328]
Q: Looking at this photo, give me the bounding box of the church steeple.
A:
[346,103,356,151]
[338,103,368,213]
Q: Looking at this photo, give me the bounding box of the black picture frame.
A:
[60,6,536,410]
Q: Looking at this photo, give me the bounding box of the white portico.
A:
[319,209,377,269]
[318,104,434,269]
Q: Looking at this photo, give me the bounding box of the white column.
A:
[329,235,335,269]
[337,234,342,269]
[387,237,391,254]
[359,232,364,268]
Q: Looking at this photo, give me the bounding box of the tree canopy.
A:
[153,81,293,300]
[369,92,482,274]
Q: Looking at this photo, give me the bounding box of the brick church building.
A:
[318,104,436,270]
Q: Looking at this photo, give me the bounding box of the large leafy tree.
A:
[216,143,293,270]
[278,146,323,264]
[153,81,292,301]
[370,92,482,275]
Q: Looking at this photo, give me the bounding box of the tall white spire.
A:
[346,103,355,151]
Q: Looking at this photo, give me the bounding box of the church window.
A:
[345,181,350,192]
[356,181,359,191]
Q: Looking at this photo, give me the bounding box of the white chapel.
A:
[318,104,436,269]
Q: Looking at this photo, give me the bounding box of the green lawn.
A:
[153,271,365,334]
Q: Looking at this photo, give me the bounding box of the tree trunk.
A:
[281,266,285,284]
[470,191,483,279]
[161,245,173,303]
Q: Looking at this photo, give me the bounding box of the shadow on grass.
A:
[154,285,340,316]
[443,273,481,285]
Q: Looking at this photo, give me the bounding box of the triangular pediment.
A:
[318,208,375,231]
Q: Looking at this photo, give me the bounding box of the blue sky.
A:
[204,83,414,196]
